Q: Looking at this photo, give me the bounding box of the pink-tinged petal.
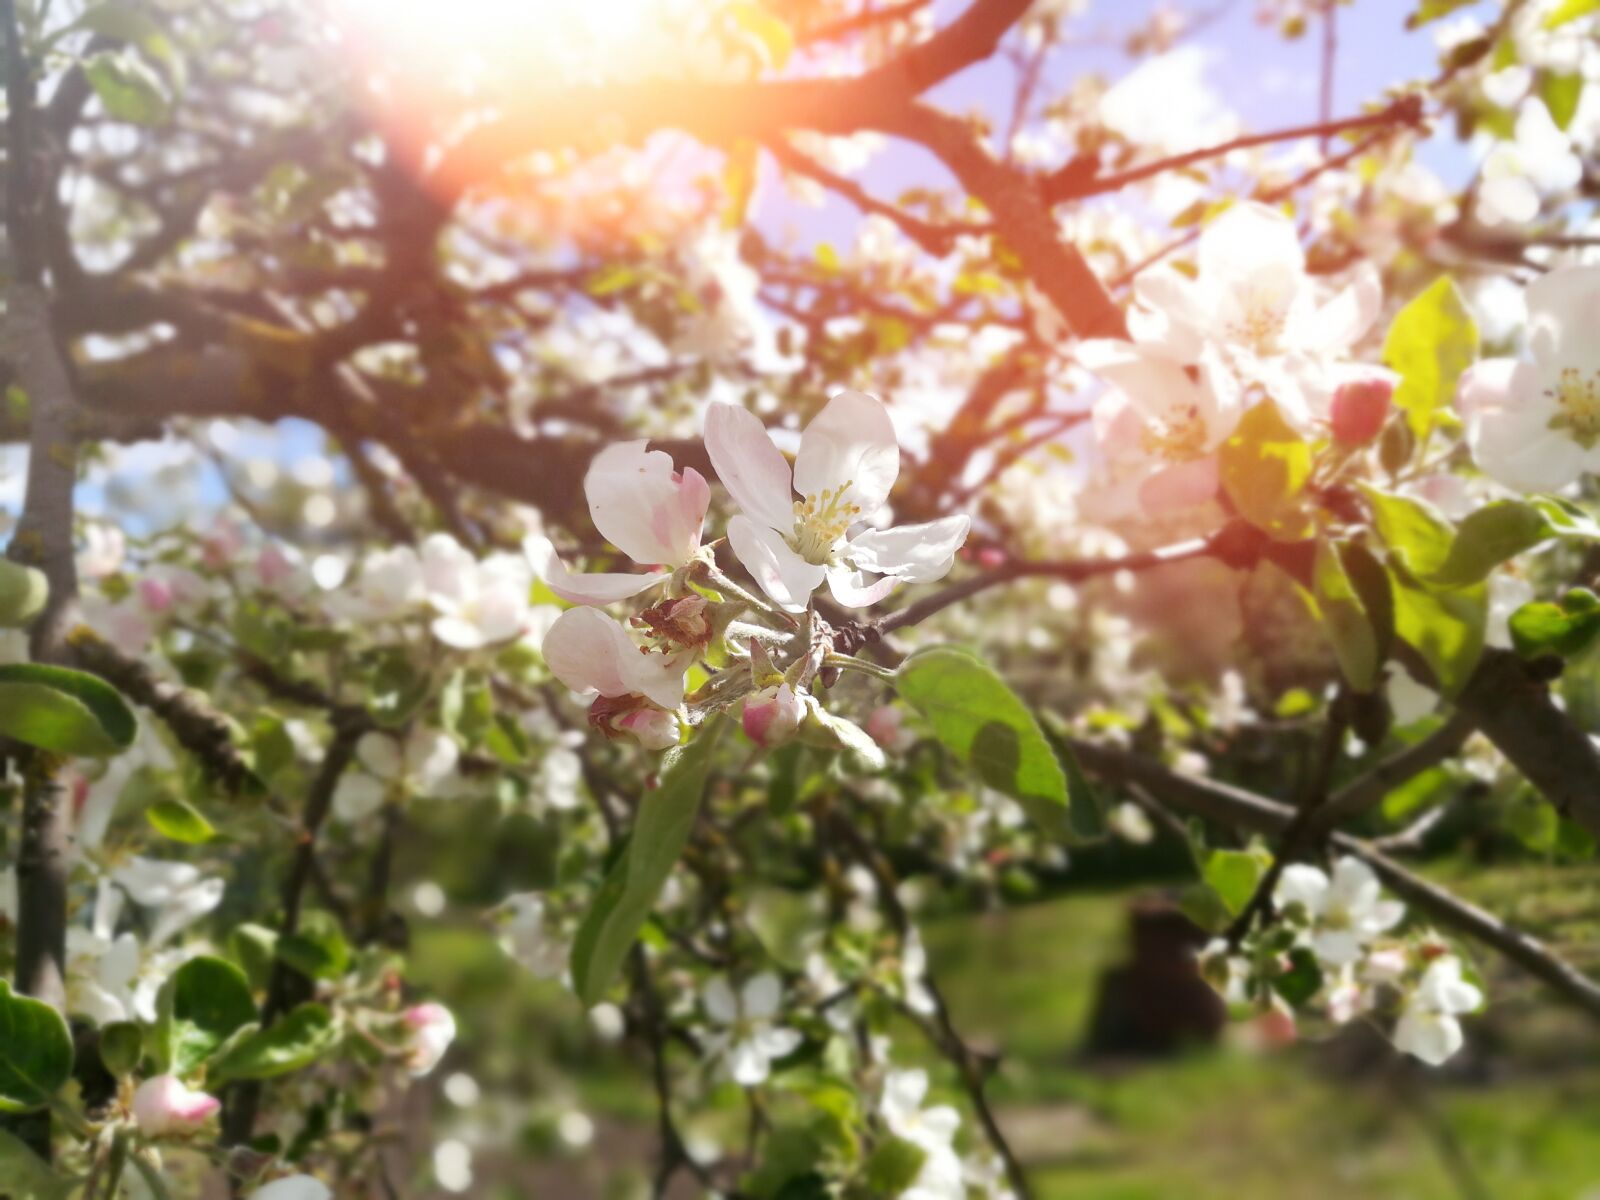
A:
[793,390,899,519]
[542,607,645,697]
[584,441,707,567]
[619,646,689,711]
[845,515,969,584]
[616,708,680,750]
[524,535,668,606]
[1078,340,1207,429]
[133,1075,221,1136]
[704,402,796,531]
[825,565,899,607]
[725,515,826,612]
[1139,455,1219,515]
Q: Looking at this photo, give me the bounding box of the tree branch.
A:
[1068,740,1600,1021]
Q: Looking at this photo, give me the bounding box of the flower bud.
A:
[132,1075,221,1137]
[615,707,681,750]
[1330,376,1394,445]
[742,684,804,748]
[401,1002,456,1077]
[865,705,909,752]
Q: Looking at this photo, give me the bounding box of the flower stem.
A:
[824,652,896,682]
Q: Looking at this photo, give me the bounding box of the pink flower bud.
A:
[1254,1003,1298,1048]
[616,707,681,751]
[743,684,804,748]
[865,705,907,751]
[1330,376,1394,445]
[401,1002,456,1077]
[137,577,175,613]
[133,1075,221,1137]
[976,547,1006,569]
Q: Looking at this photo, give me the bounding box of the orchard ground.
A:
[402,851,1600,1199]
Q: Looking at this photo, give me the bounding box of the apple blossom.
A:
[1477,98,1582,226]
[704,391,969,611]
[541,608,688,709]
[401,1002,457,1076]
[1457,265,1600,492]
[742,683,804,747]
[496,893,568,978]
[1274,857,1404,967]
[133,1075,221,1137]
[419,534,532,650]
[250,1177,332,1200]
[700,972,803,1086]
[328,544,424,623]
[1078,341,1239,520]
[879,1068,965,1200]
[1108,201,1381,430]
[525,439,710,605]
[333,727,461,823]
[1393,956,1482,1067]
[111,858,225,948]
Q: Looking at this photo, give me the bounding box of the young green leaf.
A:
[1392,574,1488,697]
[209,1003,337,1082]
[1383,276,1478,436]
[894,647,1086,841]
[1427,500,1554,588]
[1509,589,1600,659]
[0,663,137,757]
[569,717,728,1006]
[1219,401,1314,542]
[0,1128,71,1200]
[154,956,258,1075]
[146,797,216,844]
[0,982,74,1113]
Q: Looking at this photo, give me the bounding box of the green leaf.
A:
[863,1136,927,1195]
[1273,948,1325,1006]
[1219,401,1314,542]
[1382,276,1478,437]
[276,912,350,982]
[154,956,258,1075]
[722,138,759,230]
[1426,500,1554,587]
[146,797,216,844]
[0,561,47,628]
[1540,71,1585,129]
[1203,848,1267,916]
[1393,574,1487,697]
[0,981,73,1113]
[1509,589,1600,658]
[1040,713,1107,841]
[893,647,1083,841]
[210,1003,336,1082]
[228,923,280,992]
[83,48,169,125]
[569,717,728,1006]
[0,662,137,757]
[1406,0,1476,27]
[0,1129,71,1200]
[1312,540,1384,691]
[1361,485,1455,579]
[97,1021,143,1078]
[1543,0,1600,28]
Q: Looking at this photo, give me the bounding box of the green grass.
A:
[403,870,1600,1198]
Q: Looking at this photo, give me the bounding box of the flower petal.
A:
[1198,201,1305,289]
[845,515,969,584]
[703,976,738,1024]
[826,564,899,608]
[705,402,796,532]
[542,607,647,698]
[524,535,669,606]
[726,515,826,612]
[793,390,900,518]
[1138,456,1219,515]
[1462,359,1590,493]
[584,441,707,567]
[742,972,782,1019]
